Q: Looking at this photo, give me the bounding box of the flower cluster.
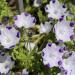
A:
[41,0,75,74]
[42,43,75,75]
[0,0,75,74]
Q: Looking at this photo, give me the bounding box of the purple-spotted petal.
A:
[16,32,20,38]
[70,22,74,27]
[6,26,12,30]
[13,16,17,20]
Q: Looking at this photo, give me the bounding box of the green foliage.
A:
[0,0,13,21]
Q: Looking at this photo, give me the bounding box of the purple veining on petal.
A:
[70,35,74,40]
[70,22,74,27]
[14,16,17,20]
[16,32,20,38]
[6,26,12,30]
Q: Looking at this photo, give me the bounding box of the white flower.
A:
[59,51,75,75]
[22,69,29,75]
[39,22,52,34]
[54,20,74,42]
[25,42,38,51]
[45,0,67,19]
[14,12,36,28]
[0,26,20,48]
[42,43,65,68]
[0,55,14,74]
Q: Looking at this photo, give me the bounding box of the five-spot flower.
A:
[14,12,36,28]
[0,26,20,48]
[42,43,65,68]
[54,20,74,42]
[45,0,67,19]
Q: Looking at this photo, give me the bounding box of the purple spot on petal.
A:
[70,22,74,27]
[62,5,66,8]
[59,16,64,21]
[14,16,17,20]
[16,32,20,38]
[6,26,12,30]
[59,17,63,21]
[58,60,62,65]
[25,12,29,16]
[64,70,67,75]
[48,43,52,47]
[52,0,55,3]
[70,35,74,40]
[46,63,50,68]
[49,17,53,20]
[69,52,72,56]
[33,18,36,23]
[45,6,48,10]
[63,47,66,51]
[59,48,63,53]
[58,40,63,43]
[61,15,64,18]
[10,45,15,48]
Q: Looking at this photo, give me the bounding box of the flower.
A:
[54,20,74,42]
[45,0,67,19]
[0,26,20,48]
[0,55,14,74]
[25,42,38,51]
[22,69,29,75]
[39,22,52,34]
[59,51,75,75]
[42,43,65,68]
[14,12,36,28]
